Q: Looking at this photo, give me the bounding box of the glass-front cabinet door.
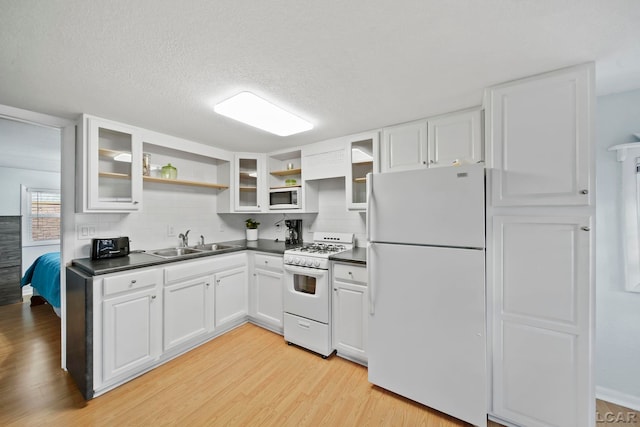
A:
[87,118,142,211]
[234,154,264,211]
[346,132,379,210]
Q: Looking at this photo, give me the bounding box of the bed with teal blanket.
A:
[20,252,61,317]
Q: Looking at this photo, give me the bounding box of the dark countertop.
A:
[329,247,367,265]
[72,239,297,276]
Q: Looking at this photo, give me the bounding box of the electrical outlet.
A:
[77,223,98,240]
[167,225,176,237]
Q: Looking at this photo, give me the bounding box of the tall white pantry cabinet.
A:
[485,63,595,427]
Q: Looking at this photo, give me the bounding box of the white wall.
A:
[596,88,640,408]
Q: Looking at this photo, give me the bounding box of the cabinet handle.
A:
[216,279,221,284]
[151,295,156,299]
[265,260,268,264]
[334,288,337,291]
[206,283,210,287]
[580,189,589,195]
[430,160,435,164]
[348,271,353,275]
[133,201,140,205]
[422,161,427,165]
[581,226,591,231]
[131,279,137,284]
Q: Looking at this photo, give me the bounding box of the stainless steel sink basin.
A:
[149,247,204,258]
[191,243,235,251]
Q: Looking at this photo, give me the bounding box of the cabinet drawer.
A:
[164,258,216,283]
[284,313,331,356]
[254,253,283,271]
[333,263,367,284]
[103,269,161,296]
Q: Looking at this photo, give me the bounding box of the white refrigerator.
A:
[367,163,487,427]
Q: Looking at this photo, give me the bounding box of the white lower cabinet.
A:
[163,275,214,351]
[250,253,284,331]
[332,262,368,364]
[214,266,248,328]
[95,253,249,395]
[489,215,592,427]
[102,269,162,383]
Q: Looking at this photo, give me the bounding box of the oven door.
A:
[283,264,329,324]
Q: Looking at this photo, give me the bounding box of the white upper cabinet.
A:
[302,137,348,180]
[427,109,483,168]
[485,65,593,206]
[346,131,379,210]
[381,120,428,173]
[234,153,265,212]
[79,115,143,212]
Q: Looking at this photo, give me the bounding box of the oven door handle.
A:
[283,264,327,276]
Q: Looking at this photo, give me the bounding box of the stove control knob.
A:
[305,259,313,266]
[313,260,320,267]
[294,257,301,265]
[285,257,291,263]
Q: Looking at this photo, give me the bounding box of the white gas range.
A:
[283,232,354,358]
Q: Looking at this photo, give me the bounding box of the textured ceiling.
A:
[1,0,639,152]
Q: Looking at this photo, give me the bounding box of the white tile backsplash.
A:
[72,176,367,257]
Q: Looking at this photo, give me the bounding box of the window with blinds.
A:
[22,187,60,245]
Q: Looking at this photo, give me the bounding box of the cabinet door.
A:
[490,215,592,427]
[235,154,264,212]
[253,267,284,329]
[346,132,379,211]
[87,117,142,211]
[163,275,213,351]
[102,287,161,382]
[428,109,483,168]
[214,266,248,327]
[381,120,428,173]
[333,280,367,362]
[486,64,593,206]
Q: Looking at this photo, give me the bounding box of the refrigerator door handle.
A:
[366,172,373,242]
[368,242,375,315]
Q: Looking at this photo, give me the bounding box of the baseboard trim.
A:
[597,386,640,412]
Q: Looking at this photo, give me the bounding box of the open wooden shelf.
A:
[270,168,301,177]
[353,177,367,183]
[239,172,257,179]
[239,186,257,192]
[270,185,302,189]
[143,176,228,189]
[352,160,373,165]
[99,172,130,179]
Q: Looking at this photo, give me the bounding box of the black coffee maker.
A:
[285,220,302,245]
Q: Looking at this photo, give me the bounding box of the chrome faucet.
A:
[178,229,190,247]
[199,235,205,246]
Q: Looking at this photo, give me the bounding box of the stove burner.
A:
[298,243,347,254]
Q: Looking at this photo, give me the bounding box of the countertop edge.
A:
[72,239,293,276]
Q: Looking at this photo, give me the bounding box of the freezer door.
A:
[368,243,487,427]
[369,163,485,248]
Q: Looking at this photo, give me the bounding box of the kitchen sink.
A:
[149,247,204,258]
[191,243,236,251]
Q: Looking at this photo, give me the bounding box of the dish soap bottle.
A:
[161,163,177,179]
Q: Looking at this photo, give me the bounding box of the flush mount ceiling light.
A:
[213,92,313,136]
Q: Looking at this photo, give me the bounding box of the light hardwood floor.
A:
[0,300,636,426]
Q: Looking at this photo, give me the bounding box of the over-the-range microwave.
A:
[269,186,301,209]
